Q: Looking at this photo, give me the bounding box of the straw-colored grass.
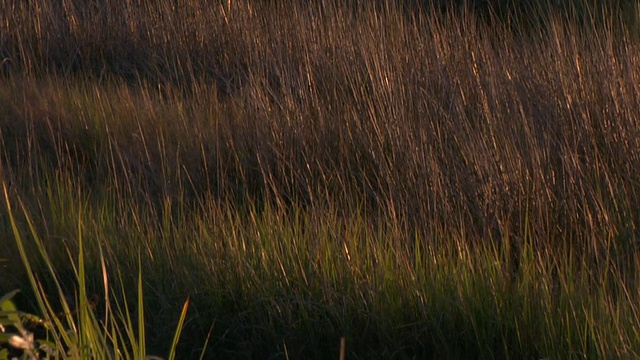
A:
[2,0,640,358]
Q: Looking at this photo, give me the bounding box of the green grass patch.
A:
[2,0,640,358]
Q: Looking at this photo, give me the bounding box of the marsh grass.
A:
[2,0,640,358]
[1,183,195,360]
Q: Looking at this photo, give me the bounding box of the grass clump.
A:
[2,0,640,358]
[1,184,198,360]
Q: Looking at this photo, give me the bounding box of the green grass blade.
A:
[2,183,45,318]
[197,323,214,360]
[167,296,190,360]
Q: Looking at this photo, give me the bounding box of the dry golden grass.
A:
[2,1,640,358]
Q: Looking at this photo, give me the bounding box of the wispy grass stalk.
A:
[2,0,640,358]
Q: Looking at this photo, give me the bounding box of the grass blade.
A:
[167,296,190,360]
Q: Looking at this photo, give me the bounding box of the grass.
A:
[2,0,640,358]
[1,182,195,360]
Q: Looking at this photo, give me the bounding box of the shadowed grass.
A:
[1,182,195,359]
[2,0,640,358]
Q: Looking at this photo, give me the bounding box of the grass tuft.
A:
[2,0,640,358]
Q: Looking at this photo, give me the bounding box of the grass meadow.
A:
[2,0,640,358]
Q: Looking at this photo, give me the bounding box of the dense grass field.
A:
[3,0,640,358]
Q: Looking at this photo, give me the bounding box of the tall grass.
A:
[1,182,194,359]
[2,0,640,358]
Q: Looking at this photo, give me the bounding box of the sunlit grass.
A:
[2,0,640,358]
